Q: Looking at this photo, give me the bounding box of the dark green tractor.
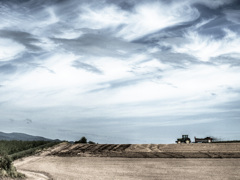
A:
[176,135,191,144]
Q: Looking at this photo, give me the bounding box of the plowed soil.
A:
[50,142,240,158]
[13,142,240,180]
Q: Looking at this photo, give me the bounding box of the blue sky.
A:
[0,0,240,143]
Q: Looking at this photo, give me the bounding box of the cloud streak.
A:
[0,0,240,143]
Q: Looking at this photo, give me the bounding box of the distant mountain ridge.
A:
[0,131,55,141]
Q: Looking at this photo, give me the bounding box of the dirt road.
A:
[14,143,67,180]
[17,170,51,180]
[14,156,52,180]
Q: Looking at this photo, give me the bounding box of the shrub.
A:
[10,141,60,161]
[75,137,87,144]
[0,140,60,178]
[0,155,25,178]
[88,141,96,144]
[0,140,51,155]
[0,155,12,170]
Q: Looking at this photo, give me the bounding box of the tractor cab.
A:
[176,135,191,144]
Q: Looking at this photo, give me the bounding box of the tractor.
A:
[176,135,191,144]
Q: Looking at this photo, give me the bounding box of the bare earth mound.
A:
[50,142,240,158]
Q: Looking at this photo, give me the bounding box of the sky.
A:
[0,0,240,143]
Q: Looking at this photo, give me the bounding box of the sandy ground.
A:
[13,143,66,180]
[15,156,240,180]
[14,156,52,180]
[13,143,240,180]
[17,170,50,180]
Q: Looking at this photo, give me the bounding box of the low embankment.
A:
[0,141,60,179]
[50,143,240,158]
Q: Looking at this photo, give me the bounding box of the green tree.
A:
[75,136,87,144]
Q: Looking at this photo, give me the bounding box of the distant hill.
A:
[0,131,57,141]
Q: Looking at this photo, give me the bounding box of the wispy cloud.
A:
[0,0,239,143]
[173,29,240,62]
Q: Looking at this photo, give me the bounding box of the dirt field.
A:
[13,143,240,180]
[50,142,240,158]
[15,156,240,180]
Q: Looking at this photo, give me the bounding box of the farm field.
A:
[13,142,240,180]
[15,156,240,180]
[50,142,240,158]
